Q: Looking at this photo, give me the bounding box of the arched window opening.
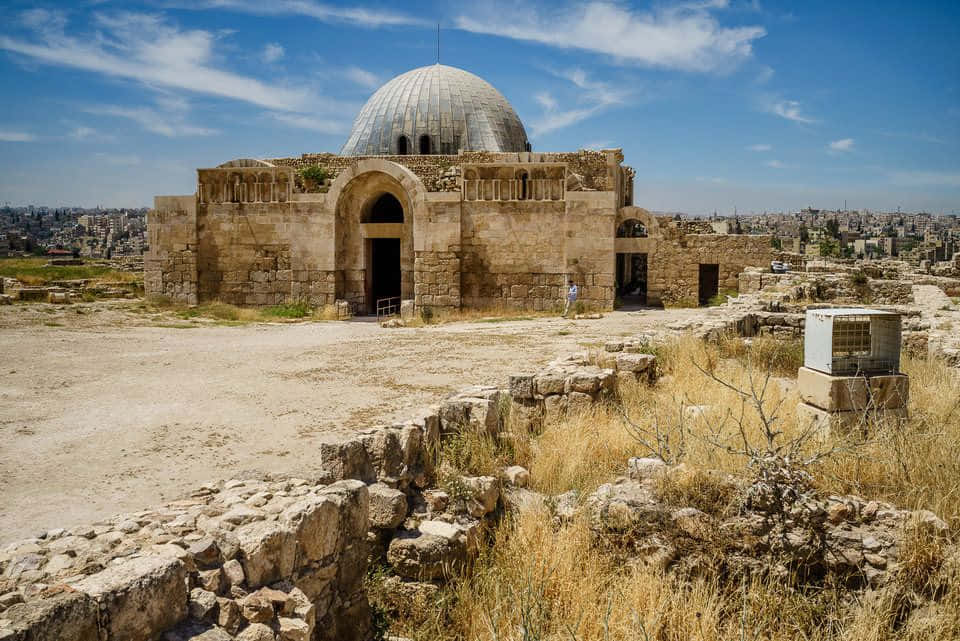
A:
[419,134,431,155]
[367,193,404,223]
[617,219,648,238]
[397,136,409,155]
[518,171,529,200]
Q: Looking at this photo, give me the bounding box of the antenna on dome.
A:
[436,22,440,64]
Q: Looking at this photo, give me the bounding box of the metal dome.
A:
[340,64,529,156]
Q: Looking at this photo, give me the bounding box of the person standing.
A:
[562,279,578,317]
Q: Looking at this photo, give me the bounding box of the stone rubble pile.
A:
[507,349,658,431]
[581,458,952,589]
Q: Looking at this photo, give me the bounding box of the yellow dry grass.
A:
[385,334,960,641]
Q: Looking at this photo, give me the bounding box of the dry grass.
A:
[388,334,960,641]
[0,257,141,288]
[141,296,340,324]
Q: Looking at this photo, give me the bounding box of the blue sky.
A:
[0,0,958,214]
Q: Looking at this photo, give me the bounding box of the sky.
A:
[0,0,958,214]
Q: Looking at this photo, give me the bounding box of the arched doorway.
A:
[397,136,409,155]
[419,134,431,154]
[365,193,404,307]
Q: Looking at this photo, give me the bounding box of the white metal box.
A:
[803,308,901,376]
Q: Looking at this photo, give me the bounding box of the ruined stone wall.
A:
[145,196,198,304]
[647,233,774,306]
[196,200,337,307]
[0,480,372,641]
[2,349,657,641]
[268,149,625,194]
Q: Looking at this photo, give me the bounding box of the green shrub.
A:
[262,301,313,318]
[707,289,738,307]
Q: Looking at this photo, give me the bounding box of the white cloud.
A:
[167,0,426,28]
[262,43,284,63]
[0,130,36,142]
[70,126,96,140]
[86,105,219,137]
[94,152,141,166]
[530,68,627,136]
[766,159,785,168]
[344,66,379,89]
[455,1,765,72]
[828,138,854,152]
[747,143,772,151]
[767,99,816,124]
[0,10,312,112]
[754,64,774,83]
[269,112,350,135]
[534,92,558,111]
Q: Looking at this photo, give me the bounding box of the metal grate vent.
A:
[804,309,902,375]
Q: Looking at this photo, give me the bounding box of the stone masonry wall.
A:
[647,233,774,307]
[195,201,337,307]
[269,149,625,194]
[145,196,198,304]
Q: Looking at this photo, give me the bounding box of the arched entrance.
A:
[365,194,404,305]
[329,159,424,314]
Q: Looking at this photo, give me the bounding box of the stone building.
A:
[146,64,771,313]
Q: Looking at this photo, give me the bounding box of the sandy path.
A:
[0,305,708,543]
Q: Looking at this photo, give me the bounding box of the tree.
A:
[799,224,810,243]
[825,218,840,239]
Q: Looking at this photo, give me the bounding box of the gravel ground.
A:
[0,301,715,543]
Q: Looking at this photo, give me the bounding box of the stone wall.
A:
[0,480,371,641]
[145,196,198,304]
[195,201,337,307]
[268,149,626,194]
[647,232,773,307]
[738,269,915,306]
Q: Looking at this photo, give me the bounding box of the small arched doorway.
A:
[397,136,409,155]
[419,134,431,154]
[365,193,404,308]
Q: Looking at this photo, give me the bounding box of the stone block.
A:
[0,592,99,641]
[367,483,408,529]
[615,353,656,374]
[868,374,909,410]
[508,374,535,400]
[797,367,869,412]
[71,555,187,640]
[386,530,468,580]
[797,401,908,436]
[282,495,340,563]
[236,520,297,588]
[534,372,565,396]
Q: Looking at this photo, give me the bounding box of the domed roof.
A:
[340,64,529,156]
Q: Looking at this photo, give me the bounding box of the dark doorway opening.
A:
[419,134,431,154]
[616,253,648,306]
[698,263,719,306]
[370,238,401,305]
[397,136,409,155]
[368,193,404,223]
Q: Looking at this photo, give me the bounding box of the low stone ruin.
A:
[0,350,659,640]
[582,458,950,589]
[2,338,953,640]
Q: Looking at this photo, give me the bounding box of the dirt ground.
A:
[0,301,714,543]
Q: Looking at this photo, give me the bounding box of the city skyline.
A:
[0,0,958,213]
